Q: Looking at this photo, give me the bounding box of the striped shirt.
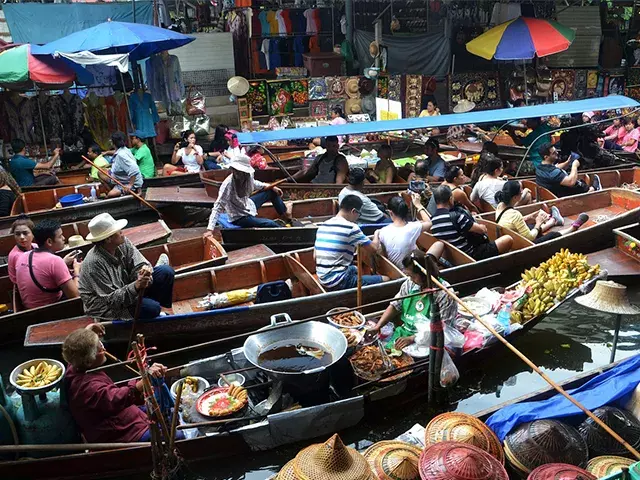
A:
[430,208,473,255]
[315,215,371,288]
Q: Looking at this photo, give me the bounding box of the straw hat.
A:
[574,280,640,315]
[86,213,128,242]
[586,455,635,477]
[293,434,374,480]
[67,235,90,249]
[228,154,255,174]
[419,442,508,480]
[527,463,596,480]
[277,460,300,480]
[227,76,250,97]
[346,78,360,98]
[453,99,476,114]
[363,441,421,480]
[346,98,362,115]
[369,41,380,58]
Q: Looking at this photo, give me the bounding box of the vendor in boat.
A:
[495,180,590,244]
[104,132,144,198]
[367,249,457,350]
[8,139,60,187]
[367,144,397,184]
[470,155,532,210]
[7,215,35,284]
[79,213,175,320]
[339,168,388,224]
[204,154,292,231]
[427,165,478,216]
[291,136,349,184]
[205,124,231,170]
[15,219,81,309]
[315,194,388,290]
[86,144,111,182]
[62,323,174,443]
[511,117,553,175]
[535,143,601,198]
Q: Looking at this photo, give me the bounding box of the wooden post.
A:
[356,245,363,309]
[428,296,444,405]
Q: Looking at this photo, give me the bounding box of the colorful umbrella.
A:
[466,17,576,61]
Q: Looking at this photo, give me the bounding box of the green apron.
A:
[386,288,432,349]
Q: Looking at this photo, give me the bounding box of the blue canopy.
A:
[32,21,195,61]
[486,354,640,441]
[237,96,640,144]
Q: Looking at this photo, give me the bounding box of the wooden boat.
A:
[21,170,95,193]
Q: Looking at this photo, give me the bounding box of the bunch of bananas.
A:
[513,249,600,322]
[16,361,62,388]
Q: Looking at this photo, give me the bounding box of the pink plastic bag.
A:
[463,330,485,352]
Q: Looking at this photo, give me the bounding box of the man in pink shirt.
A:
[621,118,640,153]
[15,219,81,309]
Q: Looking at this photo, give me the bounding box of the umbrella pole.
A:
[35,89,50,165]
[523,60,528,106]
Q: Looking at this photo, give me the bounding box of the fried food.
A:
[349,346,414,382]
[331,311,363,327]
[206,385,248,417]
[16,361,61,388]
[183,376,199,393]
[340,328,361,348]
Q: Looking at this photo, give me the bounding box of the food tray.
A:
[195,386,248,419]
[326,307,366,329]
[349,346,415,383]
[10,358,65,395]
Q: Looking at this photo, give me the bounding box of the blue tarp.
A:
[3,3,153,45]
[486,354,640,441]
[236,96,640,144]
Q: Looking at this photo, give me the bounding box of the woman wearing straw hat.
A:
[204,154,292,234]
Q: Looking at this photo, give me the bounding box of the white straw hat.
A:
[574,280,640,315]
[227,76,250,97]
[228,154,254,174]
[67,235,90,248]
[453,99,476,114]
[86,213,128,242]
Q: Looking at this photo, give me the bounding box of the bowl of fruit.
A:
[10,359,65,394]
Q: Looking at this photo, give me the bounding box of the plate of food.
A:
[327,307,366,329]
[171,376,209,401]
[196,385,248,418]
[10,359,65,394]
[458,296,492,318]
[349,345,415,383]
[341,328,364,349]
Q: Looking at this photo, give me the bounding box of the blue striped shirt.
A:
[315,215,371,288]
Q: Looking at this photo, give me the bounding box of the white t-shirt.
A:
[177,145,203,173]
[378,221,424,269]
[470,177,505,208]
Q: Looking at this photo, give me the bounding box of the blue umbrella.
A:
[32,21,195,61]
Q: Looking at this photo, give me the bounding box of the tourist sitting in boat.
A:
[62,323,175,443]
[164,129,205,176]
[427,165,478,216]
[431,185,513,261]
[367,144,397,184]
[86,144,111,182]
[511,117,553,174]
[7,215,35,284]
[469,142,500,186]
[602,118,625,150]
[205,124,230,170]
[292,136,349,184]
[8,139,60,187]
[495,180,590,244]
[79,213,174,320]
[15,219,81,309]
[205,154,291,232]
[470,154,531,210]
[376,195,440,269]
[103,132,144,198]
[339,168,388,225]
[620,118,640,153]
[535,143,600,198]
[421,139,447,182]
[129,131,156,179]
[0,168,19,217]
[315,194,388,291]
[367,249,457,350]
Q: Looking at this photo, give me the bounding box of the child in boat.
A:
[495,181,590,244]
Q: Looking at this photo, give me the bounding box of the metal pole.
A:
[610,313,623,363]
[132,0,137,23]
[35,89,51,167]
[523,60,528,106]
[346,0,354,46]
[428,296,444,405]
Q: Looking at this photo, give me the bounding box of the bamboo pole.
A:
[104,350,139,376]
[427,273,640,460]
[0,443,150,452]
[168,381,183,453]
[126,290,146,357]
[177,415,265,430]
[357,245,363,309]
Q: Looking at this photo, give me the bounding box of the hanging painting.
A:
[574,70,587,99]
[326,77,347,99]
[626,68,640,101]
[448,72,501,111]
[550,69,576,101]
[604,74,625,96]
[586,70,598,97]
[246,80,268,117]
[405,74,423,118]
[308,78,328,100]
[377,75,389,99]
[388,75,402,102]
[267,80,294,116]
[327,99,346,117]
[310,101,328,118]
[290,79,309,108]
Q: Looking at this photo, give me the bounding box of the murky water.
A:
[2,285,639,480]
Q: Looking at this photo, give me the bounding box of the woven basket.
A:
[504,420,588,475]
[578,407,640,457]
[293,434,374,480]
[586,456,635,477]
[425,412,504,464]
[419,441,509,480]
[527,463,596,480]
[278,460,300,480]
[363,441,422,480]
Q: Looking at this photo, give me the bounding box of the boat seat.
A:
[216,214,240,229]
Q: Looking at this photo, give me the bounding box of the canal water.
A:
[2,286,639,479]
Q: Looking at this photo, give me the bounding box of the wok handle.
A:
[303,367,326,375]
[270,313,293,326]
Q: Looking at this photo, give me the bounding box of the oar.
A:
[250,177,288,196]
[356,245,363,310]
[0,443,150,452]
[81,155,163,218]
[420,266,640,460]
[104,350,139,376]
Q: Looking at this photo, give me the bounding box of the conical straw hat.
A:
[586,455,635,477]
[574,280,640,315]
[363,440,422,480]
[293,434,374,480]
[278,460,300,480]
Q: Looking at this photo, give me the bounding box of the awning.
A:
[236,95,640,144]
[54,51,130,73]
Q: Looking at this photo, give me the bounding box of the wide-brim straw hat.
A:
[228,153,255,174]
[346,78,360,98]
[363,440,421,480]
[453,99,476,114]
[586,455,635,477]
[86,213,128,242]
[574,280,640,315]
[227,76,250,97]
[369,41,380,58]
[346,98,362,115]
[293,434,374,480]
[67,235,90,249]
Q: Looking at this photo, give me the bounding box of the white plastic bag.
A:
[413,321,465,350]
[440,350,460,387]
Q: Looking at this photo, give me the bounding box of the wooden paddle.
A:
[356,244,363,309]
[81,155,163,218]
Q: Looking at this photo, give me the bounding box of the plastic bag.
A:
[440,350,460,388]
[414,321,465,350]
[186,88,206,116]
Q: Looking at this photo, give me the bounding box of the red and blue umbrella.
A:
[466,17,576,61]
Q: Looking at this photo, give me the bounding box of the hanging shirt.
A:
[111,147,143,189]
[304,9,318,34]
[129,92,159,139]
[83,94,111,151]
[261,39,271,70]
[293,37,305,67]
[84,65,116,97]
[266,11,279,35]
[104,94,130,133]
[258,11,270,36]
[145,54,184,116]
[131,144,156,179]
[276,10,287,36]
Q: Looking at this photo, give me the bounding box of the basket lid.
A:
[425,413,504,464]
[527,463,596,480]
[293,434,373,480]
[586,455,635,477]
[418,442,508,480]
[278,460,300,480]
[363,441,422,480]
[504,420,588,473]
[578,407,640,457]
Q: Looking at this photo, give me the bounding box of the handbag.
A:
[186,87,206,116]
[255,281,292,304]
[169,116,191,139]
[191,115,210,137]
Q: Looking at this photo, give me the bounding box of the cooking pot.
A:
[243,315,347,377]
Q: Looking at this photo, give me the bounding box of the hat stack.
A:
[577,406,640,457]
[586,455,635,477]
[526,463,596,480]
[363,440,422,480]
[419,442,508,480]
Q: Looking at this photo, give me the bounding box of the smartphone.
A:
[179,141,189,149]
[409,180,426,193]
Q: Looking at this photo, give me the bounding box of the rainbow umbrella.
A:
[466,17,576,61]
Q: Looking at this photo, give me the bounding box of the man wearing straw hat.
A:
[79,213,174,320]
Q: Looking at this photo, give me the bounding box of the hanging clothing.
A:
[266,11,279,35]
[44,95,66,140]
[276,10,287,35]
[228,10,250,78]
[261,39,271,70]
[258,11,269,36]
[104,93,130,133]
[304,9,317,34]
[61,91,86,140]
[84,65,116,97]
[128,92,159,139]
[145,54,184,116]
[293,37,305,67]
[83,94,111,151]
